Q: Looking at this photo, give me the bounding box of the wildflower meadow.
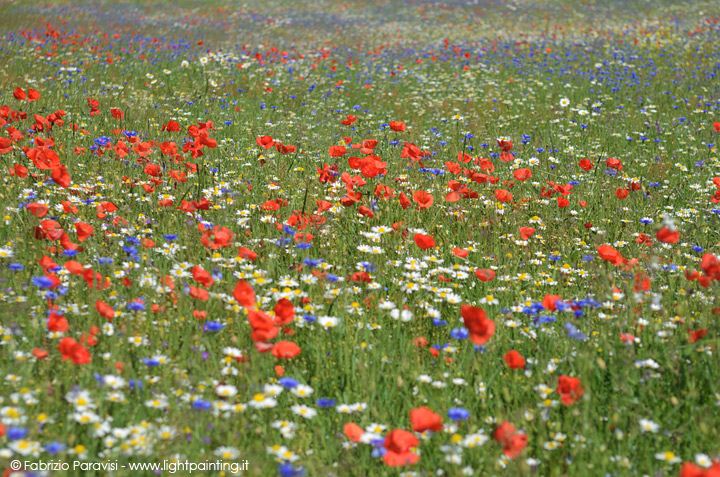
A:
[1,0,720,475]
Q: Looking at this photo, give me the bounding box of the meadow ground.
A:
[1,0,720,475]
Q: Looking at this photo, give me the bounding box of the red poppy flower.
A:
[341,115,357,125]
[233,280,256,309]
[457,151,472,163]
[460,304,495,345]
[389,121,406,132]
[189,286,209,301]
[578,158,594,170]
[162,120,181,132]
[504,350,526,369]
[317,163,336,183]
[27,202,48,217]
[656,226,679,244]
[383,429,419,467]
[557,375,584,405]
[688,329,708,343]
[493,421,516,444]
[37,219,64,241]
[497,139,513,151]
[328,145,347,157]
[597,244,624,266]
[701,253,720,281]
[605,157,622,170]
[74,223,94,242]
[248,310,278,342]
[358,205,374,218]
[201,226,234,249]
[493,421,528,458]
[542,294,562,311]
[144,164,162,177]
[410,407,443,433]
[64,261,83,274]
[474,269,496,282]
[256,135,275,148]
[29,147,60,169]
[13,87,26,100]
[445,191,461,202]
[636,233,654,246]
[168,169,186,183]
[96,300,115,320]
[59,337,91,364]
[513,168,532,181]
[51,164,71,188]
[413,336,429,348]
[344,422,364,442]
[413,233,436,250]
[273,298,295,325]
[238,247,258,261]
[494,189,512,203]
[272,341,301,359]
[453,247,469,258]
[12,163,28,177]
[47,312,69,332]
[615,188,629,199]
[412,190,434,209]
[680,462,720,477]
[519,227,535,240]
[192,266,214,288]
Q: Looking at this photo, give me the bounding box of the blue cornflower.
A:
[32,276,55,289]
[278,464,305,477]
[450,327,469,340]
[279,378,299,388]
[359,261,376,272]
[204,321,223,332]
[192,400,212,410]
[316,398,336,408]
[447,408,470,421]
[127,300,145,312]
[7,427,28,440]
[565,322,587,341]
[45,441,67,455]
[370,438,386,458]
